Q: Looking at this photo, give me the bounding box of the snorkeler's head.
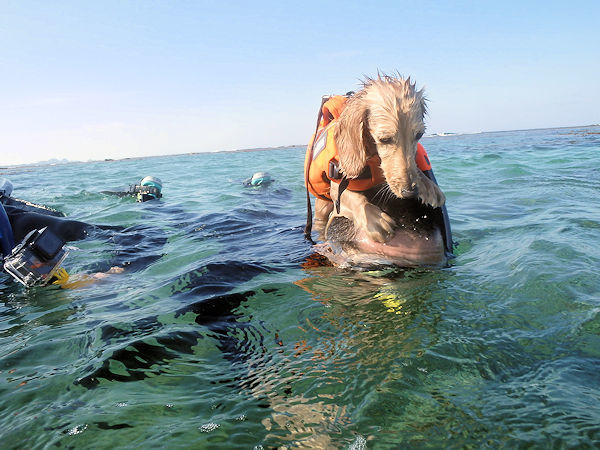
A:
[137,176,163,202]
[250,172,273,186]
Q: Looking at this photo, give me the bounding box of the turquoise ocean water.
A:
[1,125,599,448]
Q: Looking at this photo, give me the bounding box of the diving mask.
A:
[129,176,163,202]
[3,227,69,287]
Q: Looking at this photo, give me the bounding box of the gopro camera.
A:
[3,227,68,287]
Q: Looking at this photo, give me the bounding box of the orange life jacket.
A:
[304,95,433,201]
[319,95,347,128]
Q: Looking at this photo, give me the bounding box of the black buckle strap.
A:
[328,160,342,180]
[328,160,372,181]
[335,177,350,214]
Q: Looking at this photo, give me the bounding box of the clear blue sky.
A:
[2,0,599,166]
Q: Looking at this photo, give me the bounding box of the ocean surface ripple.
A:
[1,126,599,448]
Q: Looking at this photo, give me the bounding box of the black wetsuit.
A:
[1,196,166,274]
[2,197,90,243]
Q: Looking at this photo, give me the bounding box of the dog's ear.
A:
[335,102,372,178]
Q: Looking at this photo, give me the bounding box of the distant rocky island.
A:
[5,124,599,169]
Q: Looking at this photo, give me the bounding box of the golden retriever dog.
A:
[311,75,446,245]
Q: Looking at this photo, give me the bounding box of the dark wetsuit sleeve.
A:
[100,190,131,197]
[421,169,454,257]
[4,205,92,243]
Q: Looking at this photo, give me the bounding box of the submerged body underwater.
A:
[1,125,600,448]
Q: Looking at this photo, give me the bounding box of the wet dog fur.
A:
[313,75,446,243]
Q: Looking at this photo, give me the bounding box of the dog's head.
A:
[334,75,444,207]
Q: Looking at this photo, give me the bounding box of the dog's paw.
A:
[363,203,396,243]
[418,175,446,208]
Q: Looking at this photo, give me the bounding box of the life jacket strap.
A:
[328,160,373,181]
[304,97,329,243]
[335,177,350,214]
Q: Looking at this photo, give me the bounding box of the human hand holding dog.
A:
[361,201,396,242]
[331,187,395,243]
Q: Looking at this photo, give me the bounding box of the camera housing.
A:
[3,227,68,287]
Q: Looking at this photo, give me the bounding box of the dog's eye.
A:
[379,136,394,144]
[415,132,424,141]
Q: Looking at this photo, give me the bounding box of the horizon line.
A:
[2,123,598,170]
